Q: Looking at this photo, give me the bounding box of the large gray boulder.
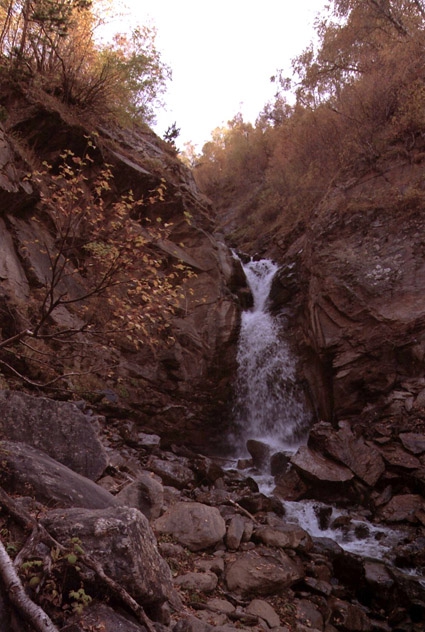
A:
[41,506,179,609]
[0,390,107,480]
[0,441,117,509]
[154,502,226,551]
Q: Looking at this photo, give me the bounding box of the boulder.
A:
[116,472,164,520]
[399,432,425,455]
[328,597,372,631]
[378,494,425,523]
[0,441,117,509]
[246,439,271,470]
[377,443,422,470]
[226,514,248,551]
[291,446,354,483]
[295,599,324,631]
[174,571,218,593]
[41,506,179,609]
[246,599,280,628]
[364,561,394,603]
[273,466,309,500]
[154,502,226,551]
[61,602,146,631]
[254,524,312,551]
[0,390,107,480]
[224,547,304,596]
[309,421,385,486]
[147,455,195,489]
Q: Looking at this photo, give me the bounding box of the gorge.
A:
[1,78,425,632]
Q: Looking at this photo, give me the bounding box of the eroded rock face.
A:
[0,98,246,448]
[294,173,425,431]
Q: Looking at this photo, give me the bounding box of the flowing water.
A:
[231,257,309,455]
[230,256,401,561]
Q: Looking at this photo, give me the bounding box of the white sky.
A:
[107,0,327,150]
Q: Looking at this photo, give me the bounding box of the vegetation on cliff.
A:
[193,0,425,250]
[0,0,224,402]
[0,0,170,124]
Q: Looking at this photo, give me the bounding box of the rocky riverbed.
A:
[1,390,424,632]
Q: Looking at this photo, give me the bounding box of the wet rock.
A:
[378,494,425,523]
[154,502,226,551]
[0,441,117,509]
[291,446,354,483]
[147,455,195,489]
[273,466,309,500]
[191,456,224,484]
[246,598,280,627]
[0,390,107,480]
[41,505,179,610]
[116,472,164,520]
[364,561,394,597]
[246,439,271,470]
[311,537,345,558]
[394,536,425,569]
[270,451,291,476]
[224,547,304,596]
[314,504,333,530]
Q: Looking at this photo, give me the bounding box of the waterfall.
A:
[232,257,309,455]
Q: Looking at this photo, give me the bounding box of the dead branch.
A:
[0,539,59,632]
[0,486,159,631]
[228,498,259,524]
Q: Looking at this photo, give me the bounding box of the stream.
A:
[229,256,404,565]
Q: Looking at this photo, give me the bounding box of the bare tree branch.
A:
[0,539,59,632]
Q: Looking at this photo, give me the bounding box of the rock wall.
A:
[269,161,425,437]
[0,90,246,447]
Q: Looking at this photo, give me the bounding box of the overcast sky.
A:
[109,0,327,150]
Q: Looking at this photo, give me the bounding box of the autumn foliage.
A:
[194,0,425,248]
[0,0,170,122]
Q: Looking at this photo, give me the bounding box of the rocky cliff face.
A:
[268,159,425,439]
[0,88,246,447]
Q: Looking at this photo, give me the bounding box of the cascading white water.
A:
[229,256,405,563]
[232,257,309,454]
